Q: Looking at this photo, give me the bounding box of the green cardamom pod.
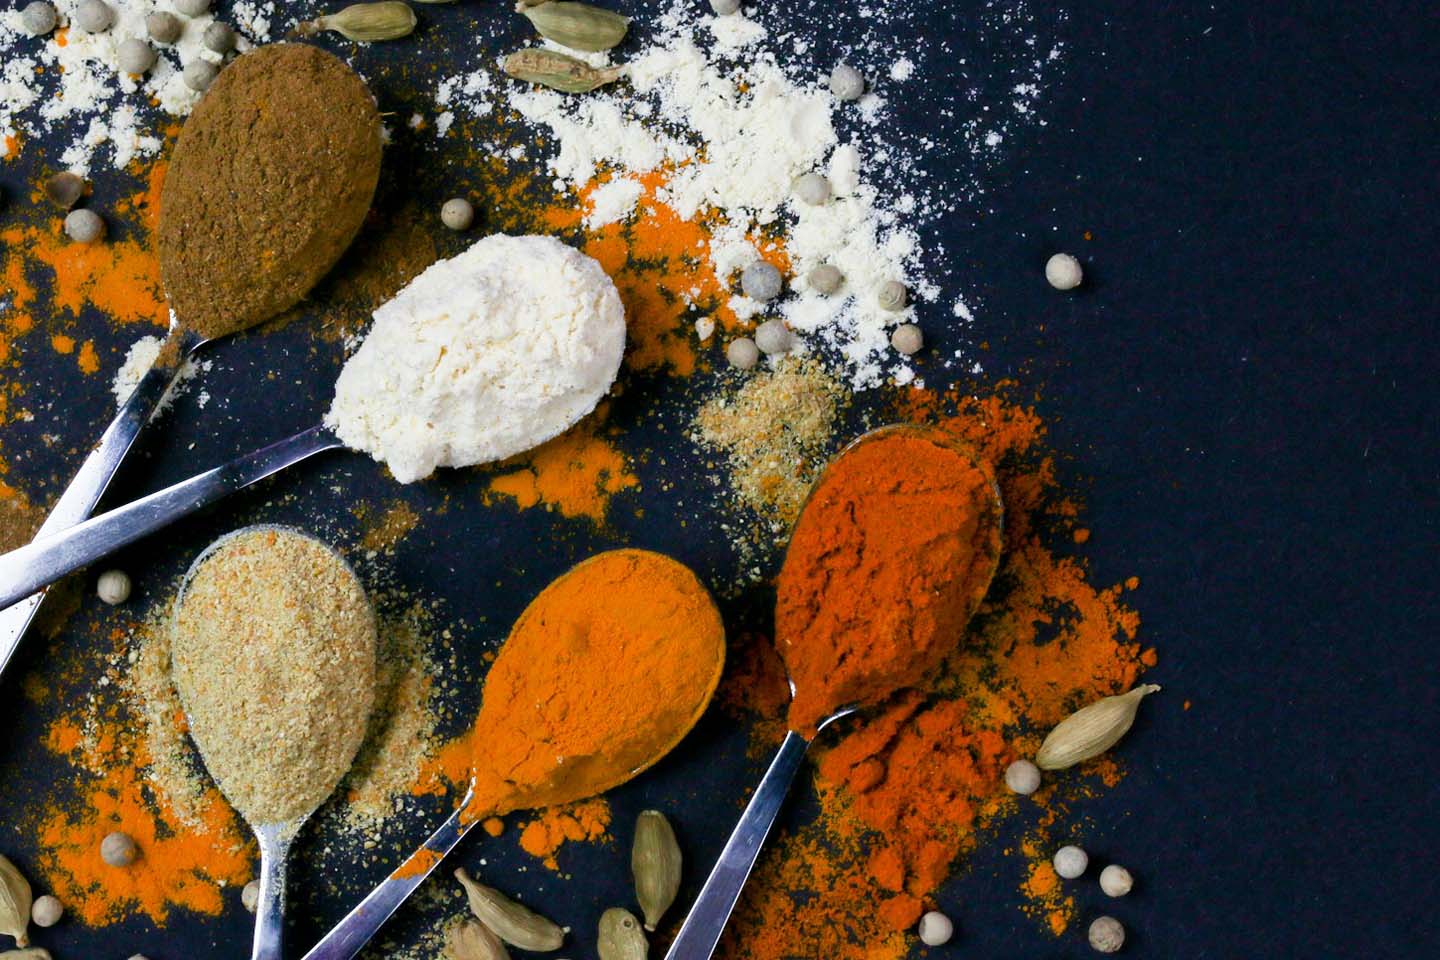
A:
[446,917,511,960]
[0,950,53,959]
[631,811,681,931]
[503,48,625,94]
[517,1,629,52]
[1035,684,1161,770]
[296,2,418,42]
[454,868,565,952]
[597,907,648,960]
[0,854,32,948]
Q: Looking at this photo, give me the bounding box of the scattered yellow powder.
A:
[517,799,612,870]
[486,418,638,524]
[357,499,422,554]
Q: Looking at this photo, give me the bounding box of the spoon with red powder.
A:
[664,423,1004,960]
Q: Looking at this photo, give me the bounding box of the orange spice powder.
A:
[517,798,612,870]
[716,386,1152,960]
[485,416,638,525]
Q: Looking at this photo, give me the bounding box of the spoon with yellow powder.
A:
[171,525,378,960]
[302,548,726,960]
[663,424,1004,960]
[0,43,382,681]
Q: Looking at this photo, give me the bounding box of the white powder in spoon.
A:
[325,235,626,484]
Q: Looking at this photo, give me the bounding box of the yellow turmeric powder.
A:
[463,549,726,817]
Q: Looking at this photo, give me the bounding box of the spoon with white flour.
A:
[0,234,627,609]
[170,525,378,960]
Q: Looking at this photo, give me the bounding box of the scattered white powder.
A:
[0,1,270,172]
[110,335,203,414]
[326,235,626,484]
[584,176,645,229]
[889,57,916,81]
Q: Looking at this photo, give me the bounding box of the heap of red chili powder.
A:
[777,426,1004,734]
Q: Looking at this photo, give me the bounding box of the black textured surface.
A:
[1,2,1437,958]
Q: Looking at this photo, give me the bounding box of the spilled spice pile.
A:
[716,387,1153,959]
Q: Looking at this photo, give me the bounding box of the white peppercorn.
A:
[740,261,782,301]
[753,319,791,356]
[878,280,908,311]
[116,38,157,76]
[97,569,131,604]
[807,263,843,295]
[916,911,953,946]
[173,0,211,15]
[890,323,923,355]
[1045,252,1083,290]
[1003,758,1041,795]
[241,879,260,913]
[203,21,235,54]
[441,197,475,231]
[708,0,741,14]
[1098,864,1133,897]
[725,337,760,370]
[1053,844,1088,879]
[146,11,182,44]
[1088,916,1125,953]
[792,172,831,205]
[31,894,63,927]
[829,63,865,101]
[64,208,106,244]
[20,2,58,37]
[73,0,114,34]
[183,59,219,93]
[101,831,138,867]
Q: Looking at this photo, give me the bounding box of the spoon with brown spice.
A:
[664,424,1004,960]
[171,525,378,960]
[302,549,727,960]
[0,42,381,681]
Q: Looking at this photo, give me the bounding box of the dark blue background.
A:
[1,1,1437,958]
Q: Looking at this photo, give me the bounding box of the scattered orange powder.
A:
[517,799,612,870]
[1,133,19,160]
[717,386,1151,960]
[51,334,75,354]
[486,417,638,524]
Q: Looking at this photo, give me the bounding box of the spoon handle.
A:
[0,424,342,611]
[664,730,815,960]
[303,797,476,960]
[0,348,194,679]
[253,823,296,960]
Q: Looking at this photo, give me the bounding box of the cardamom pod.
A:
[454,868,564,952]
[503,49,624,94]
[0,854,32,948]
[631,811,681,931]
[1035,684,1161,771]
[597,907,648,960]
[517,1,629,52]
[296,2,418,42]
[0,950,52,959]
[446,917,511,960]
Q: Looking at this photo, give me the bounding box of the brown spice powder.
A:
[157,43,383,341]
[170,527,377,825]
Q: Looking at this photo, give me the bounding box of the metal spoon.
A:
[662,424,1005,960]
[172,525,376,960]
[0,328,208,678]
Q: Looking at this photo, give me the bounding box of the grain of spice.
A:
[170,527,377,825]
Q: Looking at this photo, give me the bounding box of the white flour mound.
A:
[325,235,626,484]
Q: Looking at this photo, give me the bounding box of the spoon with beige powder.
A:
[0,234,626,608]
[0,42,382,682]
[170,525,378,960]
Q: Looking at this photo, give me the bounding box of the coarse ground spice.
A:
[170,527,377,825]
[715,387,1153,959]
[157,44,382,341]
[695,358,849,525]
[777,426,1003,734]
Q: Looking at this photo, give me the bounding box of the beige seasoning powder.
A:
[170,528,378,825]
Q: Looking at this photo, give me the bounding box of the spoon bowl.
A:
[172,525,378,960]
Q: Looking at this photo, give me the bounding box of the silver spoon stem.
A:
[303,784,477,960]
[664,707,855,960]
[0,424,342,611]
[253,822,299,960]
[0,331,205,679]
